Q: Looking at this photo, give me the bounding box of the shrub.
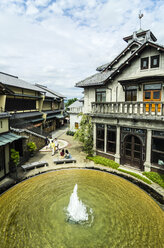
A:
[143,172,164,188]
[87,156,119,169]
[118,169,152,184]
[66,130,75,136]
[27,142,37,152]
[10,148,20,166]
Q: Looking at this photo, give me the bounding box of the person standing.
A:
[51,140,56,156]
[54,138,59,151]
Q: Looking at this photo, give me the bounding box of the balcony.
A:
[68,107,83,114]
[91,101,164,120]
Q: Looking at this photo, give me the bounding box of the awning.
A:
[46,114,57,120]
[31,118,44,123]
[0,132,23,146]
[55,114,65,119]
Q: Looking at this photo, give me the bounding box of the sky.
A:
[0,0,164,99]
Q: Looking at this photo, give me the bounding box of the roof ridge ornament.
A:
[139,11,144,30]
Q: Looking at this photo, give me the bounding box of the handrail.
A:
[91,101,164,116]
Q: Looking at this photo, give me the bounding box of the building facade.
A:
[68,100,84,132]
[0,113,24,179]
[76,29,164,173]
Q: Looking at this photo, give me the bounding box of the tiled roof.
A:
[0,112,10,119]
[35,84,66,98]
[0,72,45,92]
[10,111,43,119]
[76,70,113,87]
[69,100,83,108]
[76,40,164,88]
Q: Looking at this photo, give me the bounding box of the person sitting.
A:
[65,150,72,159]
[60,149,65,159]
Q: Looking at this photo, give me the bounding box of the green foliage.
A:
[87,156,119,169]
[65,98,77,110]
[143,172,164,188]
[118,169,152,184]
[66,130,75,136]
[74,114,93,156]
[10,148,20,166]
[27,142,37,152]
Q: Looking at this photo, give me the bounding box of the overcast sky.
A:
[0,0,164,99]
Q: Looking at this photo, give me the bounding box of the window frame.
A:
[141,57,149,70]
[96,124,104,151]
[95,88,106,103]
[75,122,79,129]
[107,125,116,154]
[125,89,137,102]
[151,55,160,68]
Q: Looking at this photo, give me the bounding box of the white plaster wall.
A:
[121,47,164,79]
[83,46,164,113]
[84,88,95,113]
[0,118,9,134]
[69,113,82,132]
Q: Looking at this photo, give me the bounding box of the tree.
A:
[65,98,77,110]
[74,114,93,156]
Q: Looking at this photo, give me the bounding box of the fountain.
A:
[67,184,89,223]
[0,169,163,248]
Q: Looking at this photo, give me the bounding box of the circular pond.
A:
[0,169,163,248]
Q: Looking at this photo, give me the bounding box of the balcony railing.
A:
[68,107,83,113]
[91,101,164,117]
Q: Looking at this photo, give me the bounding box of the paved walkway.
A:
[0,125,164,206]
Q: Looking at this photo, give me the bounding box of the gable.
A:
[108,42,164,82]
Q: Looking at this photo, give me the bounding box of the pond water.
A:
[0,169,163,248]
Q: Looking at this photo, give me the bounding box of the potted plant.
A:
[27,142,37,156]
[10,148,20,176]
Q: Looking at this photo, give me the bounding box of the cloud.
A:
[0,0,163,99]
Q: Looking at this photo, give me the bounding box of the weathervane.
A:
[138,11,144,29]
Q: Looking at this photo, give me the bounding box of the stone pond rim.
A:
[0,166,164,206]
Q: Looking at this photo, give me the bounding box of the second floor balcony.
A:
[91,101,164,120]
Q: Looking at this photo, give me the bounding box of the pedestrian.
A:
[50,140,56,156]
[45,137,49,149]
[54,138,59,151]
[65,149,72,159]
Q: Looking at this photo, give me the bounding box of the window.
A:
[125,90,137,101]
[141,57,149,70]
[107,125,116,153]
[144,91,151,100]
[151,55,159,68]
[152,137,164,165]
[96,124,104,151]
[6,98,36,111]
[75,122,79,129]
[96,89,106,102]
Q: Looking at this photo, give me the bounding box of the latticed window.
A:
[5,97,36,111]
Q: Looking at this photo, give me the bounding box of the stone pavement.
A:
[0,125,164,206]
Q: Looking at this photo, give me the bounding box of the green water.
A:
[0,169,163,248]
